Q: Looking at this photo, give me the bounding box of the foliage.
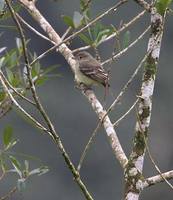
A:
[0,125,49,192]
[0,36,59,103]
[156,0,172,15]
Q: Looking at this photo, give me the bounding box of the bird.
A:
[73,51,110,89]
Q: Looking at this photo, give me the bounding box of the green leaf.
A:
[24,160,29,172]
[7,139,18,149]
[6,68,14,84]
[9,155,21,172]
[94,29,111,46]
[29,166,49,176]
[0,156,8,172]
[79,33,93,45]
[0,56,5,68]
[73,11,83,28]
[92,23,104,39]
[3,125,13,147]
[11,75,21,87]
[80,0,85,10]
[62,15,74,28]
[122,30,131,49]
[16,37,23,54]
[42,64,59,75]
[0,4,21,20]
[5,49,18,69]
[0,91,5,101]
[156,0,172,15]
[35,76,48,86]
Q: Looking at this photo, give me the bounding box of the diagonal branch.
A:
[143,170,173,188]
[133,0,152,11]
[0,70,94,200]
[124,8,165,200]
[77,53,148,171]
[5,1,94,199]
[74,10,146,53]
[17,0,128,168]
[78,85,128,170]
[0,186,17,200]
[102,25,150,65]
[21,0,127,66]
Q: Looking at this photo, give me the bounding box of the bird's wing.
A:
[79,60,109,86]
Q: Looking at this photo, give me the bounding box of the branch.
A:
[0,70,94,200]
[133,0,152,11]
[74,10,146,53]
[124,8,165,200]
[1,71,36,106]
[16,13,55,44]
[80,85,128,168]
[106,53,149,115]
[0,96,12,118]
[113,99,139,127]
[77,53,148,171]
[23,0,127,66]
[143,170,173,188]
[102,25,150,65]
[0,186,17,200]
[135,106,173,190]
[17,0,128,169]
[5,1,94,199]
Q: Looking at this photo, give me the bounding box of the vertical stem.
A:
[124,8,164,200]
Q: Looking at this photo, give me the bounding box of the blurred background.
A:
[0,0,173,199]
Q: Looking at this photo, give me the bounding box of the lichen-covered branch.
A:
[19,0,127,65]
[133,0,151,11]
[81,86,128,168]
[17,0,128,168]
[124,7,165,200]
[0,97,12,118]
[0,70,94,200]
[143,170,173,188]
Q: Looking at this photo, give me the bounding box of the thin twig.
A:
[135,106,173,190]
[0,97,12,118]
[29,0,127,66]
[61,27,72,40]
[0,171,5,181]
[18,0,128,180]
[0,71,36,106]
[133,0,152,11]
[6,2,94,199]
[16,13,55,44]
[113,98,139,127]
[79,85,128,171]
[104,10,146,43]
[0,186,17,200]
[0,70,94,200]
[0,71,49,132]
[6,0,56,134]
[77,119,101,172]
[106,52,149,114]
[77,53,148,171]
[102,25,150,65]
[74,10,146,53]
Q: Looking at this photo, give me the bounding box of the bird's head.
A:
[73,51,92,61]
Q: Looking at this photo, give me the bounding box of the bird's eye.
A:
[79,56,82,59]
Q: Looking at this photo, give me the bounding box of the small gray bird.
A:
[74,51,109,88]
